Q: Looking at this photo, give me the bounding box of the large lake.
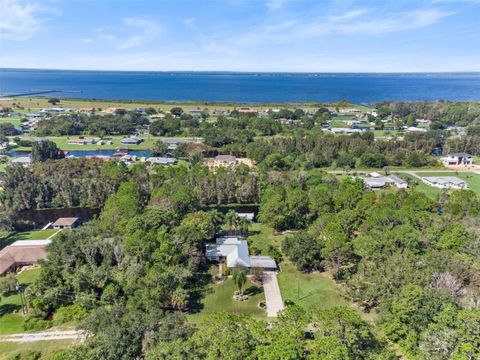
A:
[1,69,480,103]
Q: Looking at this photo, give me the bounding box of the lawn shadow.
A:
[187,265,213,314]
[0,303,21,316]
[244,285,263,297]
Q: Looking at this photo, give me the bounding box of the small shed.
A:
[52,217,80,229]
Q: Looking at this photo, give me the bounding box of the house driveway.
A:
[262,271,285,317]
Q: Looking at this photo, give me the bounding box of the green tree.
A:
[232,269,247,295]
[31,140,64,163]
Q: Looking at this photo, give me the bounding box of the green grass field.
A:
[1,229,59,250]
[0,340,76,360]
[247,223,286,254]
[188,277,266,322]
[0,268,42,334]
[277,262,347,314]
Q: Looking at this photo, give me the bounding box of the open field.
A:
[1,97,372,113]
[0,268,42,334]
[188,277,266,322]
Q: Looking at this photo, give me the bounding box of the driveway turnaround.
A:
[263,271,285,317]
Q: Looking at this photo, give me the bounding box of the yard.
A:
[0,268,41,334]
[277,261,347,313]
[188,277,266,322]
[0,229,59,250]
[415,172,480,194]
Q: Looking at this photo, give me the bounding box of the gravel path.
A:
[0,330,86,343]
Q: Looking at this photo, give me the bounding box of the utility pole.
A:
[16,284,26,316]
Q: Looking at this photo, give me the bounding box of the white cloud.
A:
[265,0,287,10]
[119,16,162,49]
[0,0,45,40]
[89,16,162,50]
[183,17,196,28]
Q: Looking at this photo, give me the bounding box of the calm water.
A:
[1,69,480,103]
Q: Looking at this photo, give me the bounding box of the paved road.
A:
[0,330,86,343]
[262,271,285,317]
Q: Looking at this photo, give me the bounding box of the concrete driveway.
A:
[262,271,285,317]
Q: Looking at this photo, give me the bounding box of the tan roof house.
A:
[52,217,80,229]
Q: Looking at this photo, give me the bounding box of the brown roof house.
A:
[0,240,51,275]
[52,217,80,229]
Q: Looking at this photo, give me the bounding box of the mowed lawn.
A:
[249,224,348,314]
[0,268,41,334]
[0,339,75,360]
[188,277,266,322]
[0,229,59,250]
[278,261,347,314]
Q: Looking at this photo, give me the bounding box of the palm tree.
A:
[232,269,247,296]
[238,217,250,236]
[224,210,238,231]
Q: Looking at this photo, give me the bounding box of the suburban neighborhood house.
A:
[0,240,51,275]
[213,155,238,167]
[361,175,408,190]
[205,235,277,271]
[441,152,474,167]
[52,217,80,229]
[422,176,469,189]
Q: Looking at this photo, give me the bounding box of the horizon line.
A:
[2,67,480,75]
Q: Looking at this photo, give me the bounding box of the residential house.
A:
[120,137,143,145]
[421,176,468,189]
[146,157,177,165]
[10,156,31,167]
[0,240,51,275]
[214,155,238,167]
[362,175,408,190]
[205,236,277,270]
[51,217,80,229]
[441,153,474,167]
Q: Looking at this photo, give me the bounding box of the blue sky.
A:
[1,0,480,72]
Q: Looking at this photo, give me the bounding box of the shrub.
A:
[23,317,51,331]
[7,350,41,360]
[52,304,88,325]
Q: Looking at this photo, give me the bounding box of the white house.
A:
[214,155,238,167]
[362,175,408,190]
[146,157,177,166]
[440,153,473,167]
[421,176,468,190]
[205,236,277,270]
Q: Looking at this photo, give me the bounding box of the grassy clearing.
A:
[247,223,286,254]
[0,339,76,360]
[1,229,59,250]
[0,268,42,334]
[277,261,347,314]
[188,277,266,322]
